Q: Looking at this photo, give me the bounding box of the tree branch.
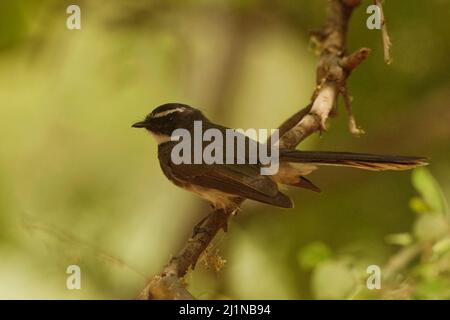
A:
[280,0,370,148]
[138,209,232,300]
[139,0,370,300]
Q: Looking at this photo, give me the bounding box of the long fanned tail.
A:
[280,150,428,171]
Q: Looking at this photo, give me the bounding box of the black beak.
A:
[132,120,148,128]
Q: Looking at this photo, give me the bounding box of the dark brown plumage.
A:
[133,103,427,210]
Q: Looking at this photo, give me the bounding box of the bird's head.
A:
[132,103,208,143]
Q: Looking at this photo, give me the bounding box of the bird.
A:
[132,103,427,212]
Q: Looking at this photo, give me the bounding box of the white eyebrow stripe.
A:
[152,107,185,118]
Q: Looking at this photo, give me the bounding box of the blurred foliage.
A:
[412,168,449,216]
[298,168,450,299]
[0,0,449,299]
[297,242,332,270]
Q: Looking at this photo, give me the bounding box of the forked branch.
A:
[139,0,369,300]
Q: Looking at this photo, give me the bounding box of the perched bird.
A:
[132,103,427,211]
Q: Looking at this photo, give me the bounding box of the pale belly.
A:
[185,184,241,211]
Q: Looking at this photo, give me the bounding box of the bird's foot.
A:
[192,213,213,238]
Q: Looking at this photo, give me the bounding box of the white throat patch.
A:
[150,132,172,144]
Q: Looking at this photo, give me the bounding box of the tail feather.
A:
[280,150,428,171]
[292,176,321,192]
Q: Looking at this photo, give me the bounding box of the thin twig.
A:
[21,217,148,280]
[341,85,365,136]
[375,0,392,64]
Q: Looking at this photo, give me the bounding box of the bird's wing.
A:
[169,162,292,208]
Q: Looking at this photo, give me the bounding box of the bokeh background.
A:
[0,0,449,299]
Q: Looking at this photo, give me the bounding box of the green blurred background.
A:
[0,0,449,299]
